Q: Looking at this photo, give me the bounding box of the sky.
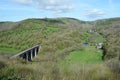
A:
[0,0,120,21]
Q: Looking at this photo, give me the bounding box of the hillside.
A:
[0,18,84,52]
[0,18,103,62]
[0,18,120,80]
[93,18,120,60]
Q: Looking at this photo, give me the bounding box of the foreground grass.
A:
[0,57,120,80]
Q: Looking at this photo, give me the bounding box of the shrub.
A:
[85,64,115,80]
[105,59,120,73]
[0,61,7,69]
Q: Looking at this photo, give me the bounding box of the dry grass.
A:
[0,57,120,80]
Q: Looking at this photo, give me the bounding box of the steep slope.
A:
[0,18,84,54]
[93,18,120,60]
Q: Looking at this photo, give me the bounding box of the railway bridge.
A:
[10,45,40,61]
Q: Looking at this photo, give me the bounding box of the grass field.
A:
[0,47,20,54]
[65,46,103,63]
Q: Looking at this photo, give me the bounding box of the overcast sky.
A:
[0,0,120,21]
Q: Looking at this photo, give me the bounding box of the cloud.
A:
[0,6,36,11]
[12,0,33,5]
[12,0,74,13]
[85,9,106,19]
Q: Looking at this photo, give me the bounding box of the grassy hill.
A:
[0,18,103,62]
[0,17,120,80]
[0,18,84,53]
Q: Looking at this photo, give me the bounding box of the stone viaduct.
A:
[10,45,40,61]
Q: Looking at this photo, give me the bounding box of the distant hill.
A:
[0,18,85,31]
[0,22,17,31]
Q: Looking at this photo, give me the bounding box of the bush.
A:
[85,64,116,80]
[105,59,120,73]
[0,61,7,69]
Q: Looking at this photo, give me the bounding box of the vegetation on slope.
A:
[93,18,120,60]
[0,17,120,80]
[0,18,63,53]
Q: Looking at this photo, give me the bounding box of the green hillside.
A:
[0,18,103,63]
[0,17,120,61]
[0,18,120,80]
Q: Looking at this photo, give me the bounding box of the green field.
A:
[65,46,103,63]
[0,47,20,54]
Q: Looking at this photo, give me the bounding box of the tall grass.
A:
[0,58,120,80]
